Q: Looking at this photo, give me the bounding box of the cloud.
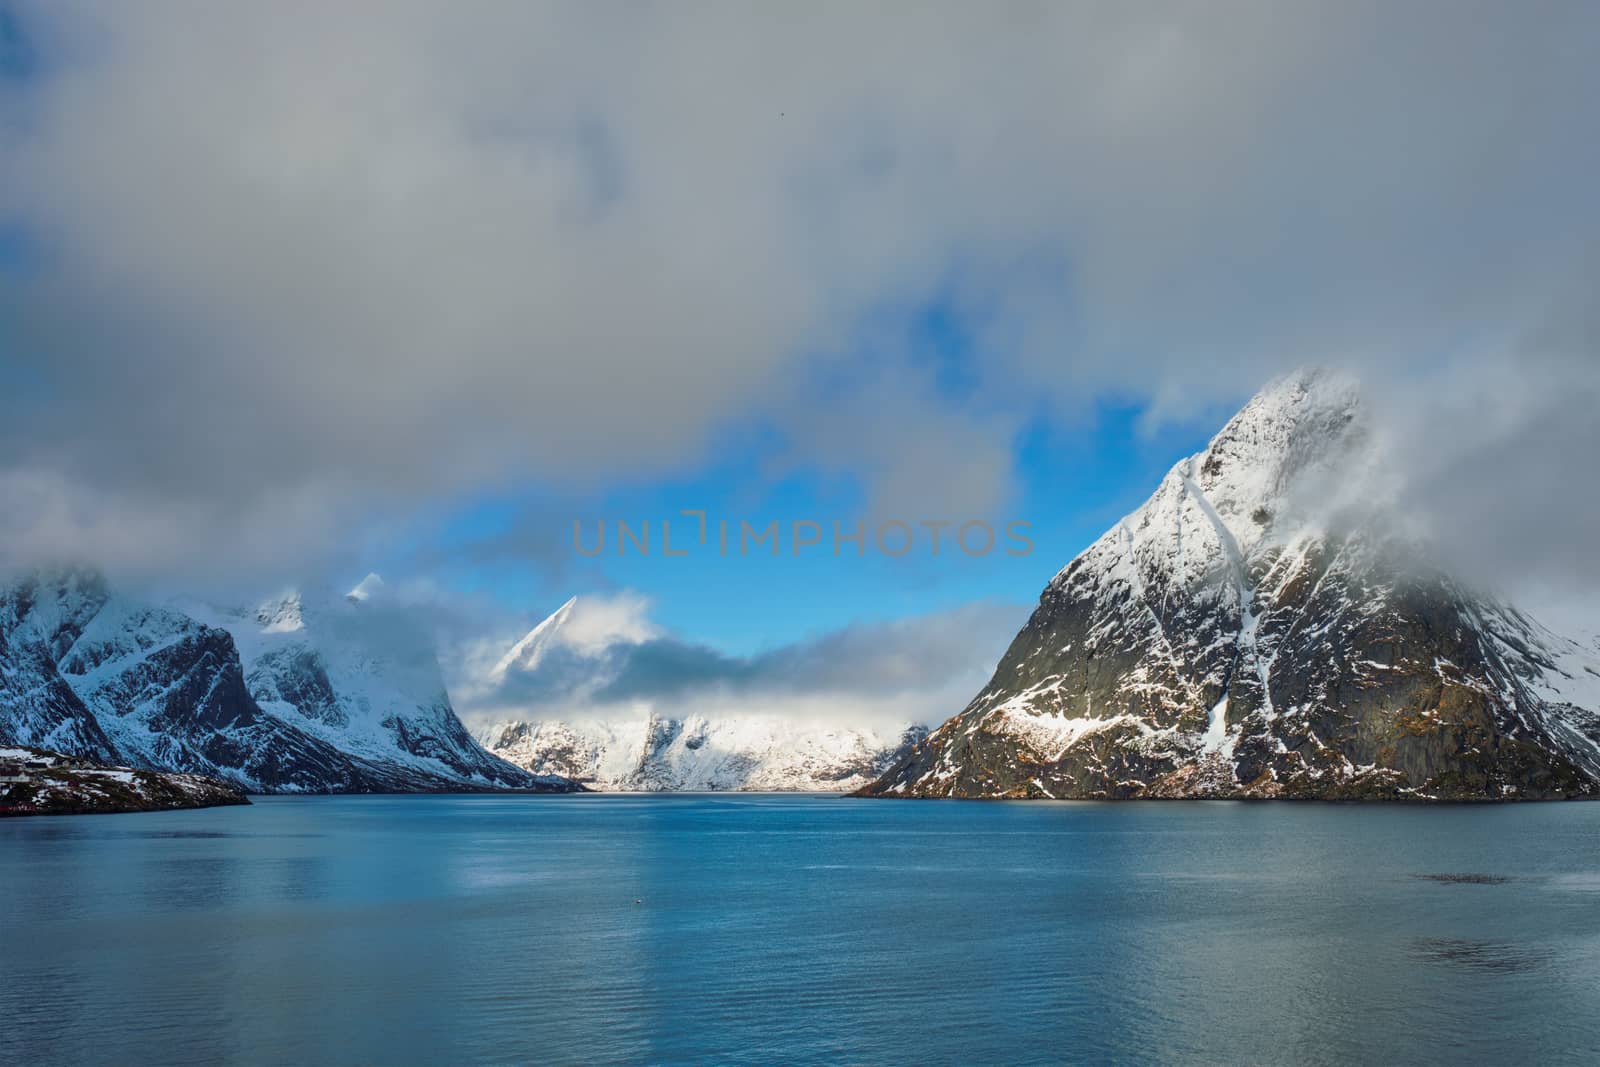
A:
[1,2,1597,592]
[1367,321,1600,600]
[553,591,662,656]
[453,591,1027,731]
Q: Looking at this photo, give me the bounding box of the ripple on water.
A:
[1409,938,1553,974]
[1411,873,1515,885]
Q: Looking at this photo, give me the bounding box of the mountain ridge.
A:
[0,569,578,794]
[482,713,926,792]
[859,369,1600,800]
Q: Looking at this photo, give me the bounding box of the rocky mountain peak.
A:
[861,370,1600,801]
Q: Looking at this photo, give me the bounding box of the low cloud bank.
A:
[449,593,1028,733]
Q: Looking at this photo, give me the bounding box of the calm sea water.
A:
[3,795,1599,1066]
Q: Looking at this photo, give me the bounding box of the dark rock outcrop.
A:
[0,744,251,817]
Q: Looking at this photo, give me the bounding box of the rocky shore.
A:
[0,746,250,817]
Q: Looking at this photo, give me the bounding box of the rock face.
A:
[0,574,119,763]
[482,714,926,792]
[194,584,550,790]
[860,370,1600,800]
[0,744,250,817]
[0,571,577,793]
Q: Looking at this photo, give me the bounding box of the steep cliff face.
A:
[860,371,1600,800]
[203,585,544,789]
[0,572,119,762]
[0,571,577,793]
[0,571,373,790]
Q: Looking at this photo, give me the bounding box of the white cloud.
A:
[451,590,1027,733]
[1,2,1597,592]
[558,592,662,656]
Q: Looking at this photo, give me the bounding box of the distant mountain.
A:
[861,370,1600,800]
[481,714,925,792]
[0,570,577,793]
[489,595,577,681]
[476,597,926,791]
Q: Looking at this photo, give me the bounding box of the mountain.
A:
[0,572,120,762]
[489,595,577,681]
[860,369,1600,800]
[346,572,386,603]
[474,597,926,790]
[192,582,557,789]
[481,714,926,791]
[0,569,577,793]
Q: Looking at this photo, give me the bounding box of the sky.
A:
[2,2,1599,725]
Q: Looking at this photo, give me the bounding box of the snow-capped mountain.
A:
[481,714,926,791]
[0,569,576,793]
[489,595,577,681]
[192,580,553,788]
[346,572,386,603]
[861,369,1600,800]
[474,597,926,790]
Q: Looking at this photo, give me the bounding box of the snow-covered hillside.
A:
[862,369,1600,800]
[189,579,544,789]
[481,714,925,791]
[0,570,576,793]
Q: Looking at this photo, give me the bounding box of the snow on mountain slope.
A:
[190,581,556,790]
[1,570,400,791]
[481,714,926,791]
[0,570,577,793]
[346,573,385,603]
[489,595,576,682]
[474,598,926,790]
[861,369,1600,800]
[0,572,121,761]
[1478,607,1600,781]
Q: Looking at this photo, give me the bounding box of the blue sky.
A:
[407,401,1225,653]
[382,306,1234,652]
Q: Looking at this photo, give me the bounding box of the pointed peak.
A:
[533,595,580,634]
[1225,366,1361,433]
[1189,367,1365,504]
[489,596,579,681]
[346,573,385,602]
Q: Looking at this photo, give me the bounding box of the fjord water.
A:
[3,797,1599,1066]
